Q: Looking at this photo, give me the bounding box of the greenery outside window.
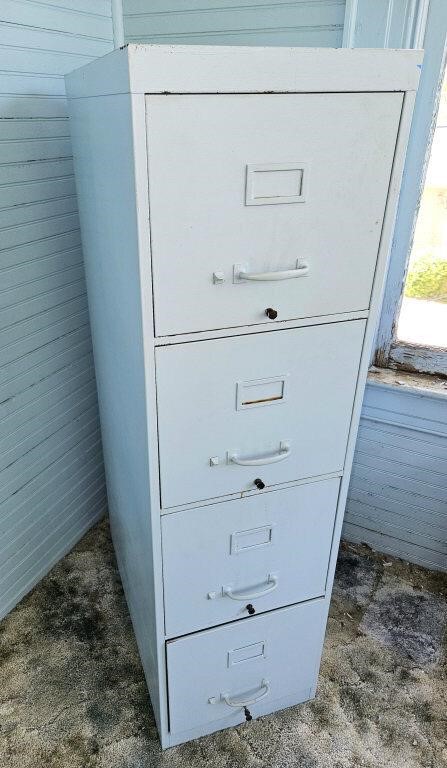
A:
[374,0,447,376]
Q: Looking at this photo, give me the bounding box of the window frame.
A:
[375,1,447,375]
[344,0,447,376]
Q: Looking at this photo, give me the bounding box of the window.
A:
[397,72,447,350]
[374,0,447,376]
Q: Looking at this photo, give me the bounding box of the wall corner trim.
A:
[112,0,125,48]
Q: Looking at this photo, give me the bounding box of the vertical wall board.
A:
[122,0,346,47]
[350,0,422,48]
[0,0,114,620]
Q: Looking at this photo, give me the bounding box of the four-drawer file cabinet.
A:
[66,45,421,748]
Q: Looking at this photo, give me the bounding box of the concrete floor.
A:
[1,519,446,768]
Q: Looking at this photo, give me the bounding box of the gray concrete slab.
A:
[0,522,446,768]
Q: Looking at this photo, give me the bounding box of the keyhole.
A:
[244,706,252,722]
[246,603,256,615]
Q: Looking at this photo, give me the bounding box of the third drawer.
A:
[162,477,339,638]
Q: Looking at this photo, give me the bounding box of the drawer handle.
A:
[221,679,270,708]
[228,441,290,466]
[235,261,309,282]
[222,574,278,601]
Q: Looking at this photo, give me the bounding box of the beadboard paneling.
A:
[0,0,113,620]
[123,0,345,46]
[345,381,447,572]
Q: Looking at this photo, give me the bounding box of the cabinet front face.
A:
[167,599,325,735]
[162,478,339,638]
[156,320,365,508]
[146,92,403,337]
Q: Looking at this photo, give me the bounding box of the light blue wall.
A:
[344,379,447,571]
[123,0,345,47]
[348,0,421,48]
[0,0,114,619]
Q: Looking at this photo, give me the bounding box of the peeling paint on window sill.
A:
[368,365,447,399]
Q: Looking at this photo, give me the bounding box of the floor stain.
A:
[0,521,446,768]
[361,584,447,665]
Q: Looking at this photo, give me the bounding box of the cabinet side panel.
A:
[66,92,164,733]
[325,92,417,597]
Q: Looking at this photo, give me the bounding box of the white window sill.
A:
[367,366,447,401]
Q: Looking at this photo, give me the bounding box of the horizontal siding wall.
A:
[123,0,345,46]
[344,380,447,572]
[0,0,114,619]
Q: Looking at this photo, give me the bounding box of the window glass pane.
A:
[397,71,447,348]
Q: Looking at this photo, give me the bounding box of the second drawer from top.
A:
[156,320,365,508]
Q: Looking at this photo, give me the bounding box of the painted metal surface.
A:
[147,92,402,336]
[66,90,166,733]
[66,45,422,96]
[162,479,340,637]
[156,322,365,508]
[166,599,326,736]
[0,0,113,621]
[65,45,418,747]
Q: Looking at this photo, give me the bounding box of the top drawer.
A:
[146,92,403,337]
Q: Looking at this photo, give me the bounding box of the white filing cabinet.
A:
[65,45,421,748]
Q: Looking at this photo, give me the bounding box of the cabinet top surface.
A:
[65,44,422,98]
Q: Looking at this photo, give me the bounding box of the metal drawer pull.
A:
[228,441,290,466]
[223,574,278,601]
[221,679,270,708]
[235,261,309,282]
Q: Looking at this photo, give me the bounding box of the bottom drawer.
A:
[167,599,326,736]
